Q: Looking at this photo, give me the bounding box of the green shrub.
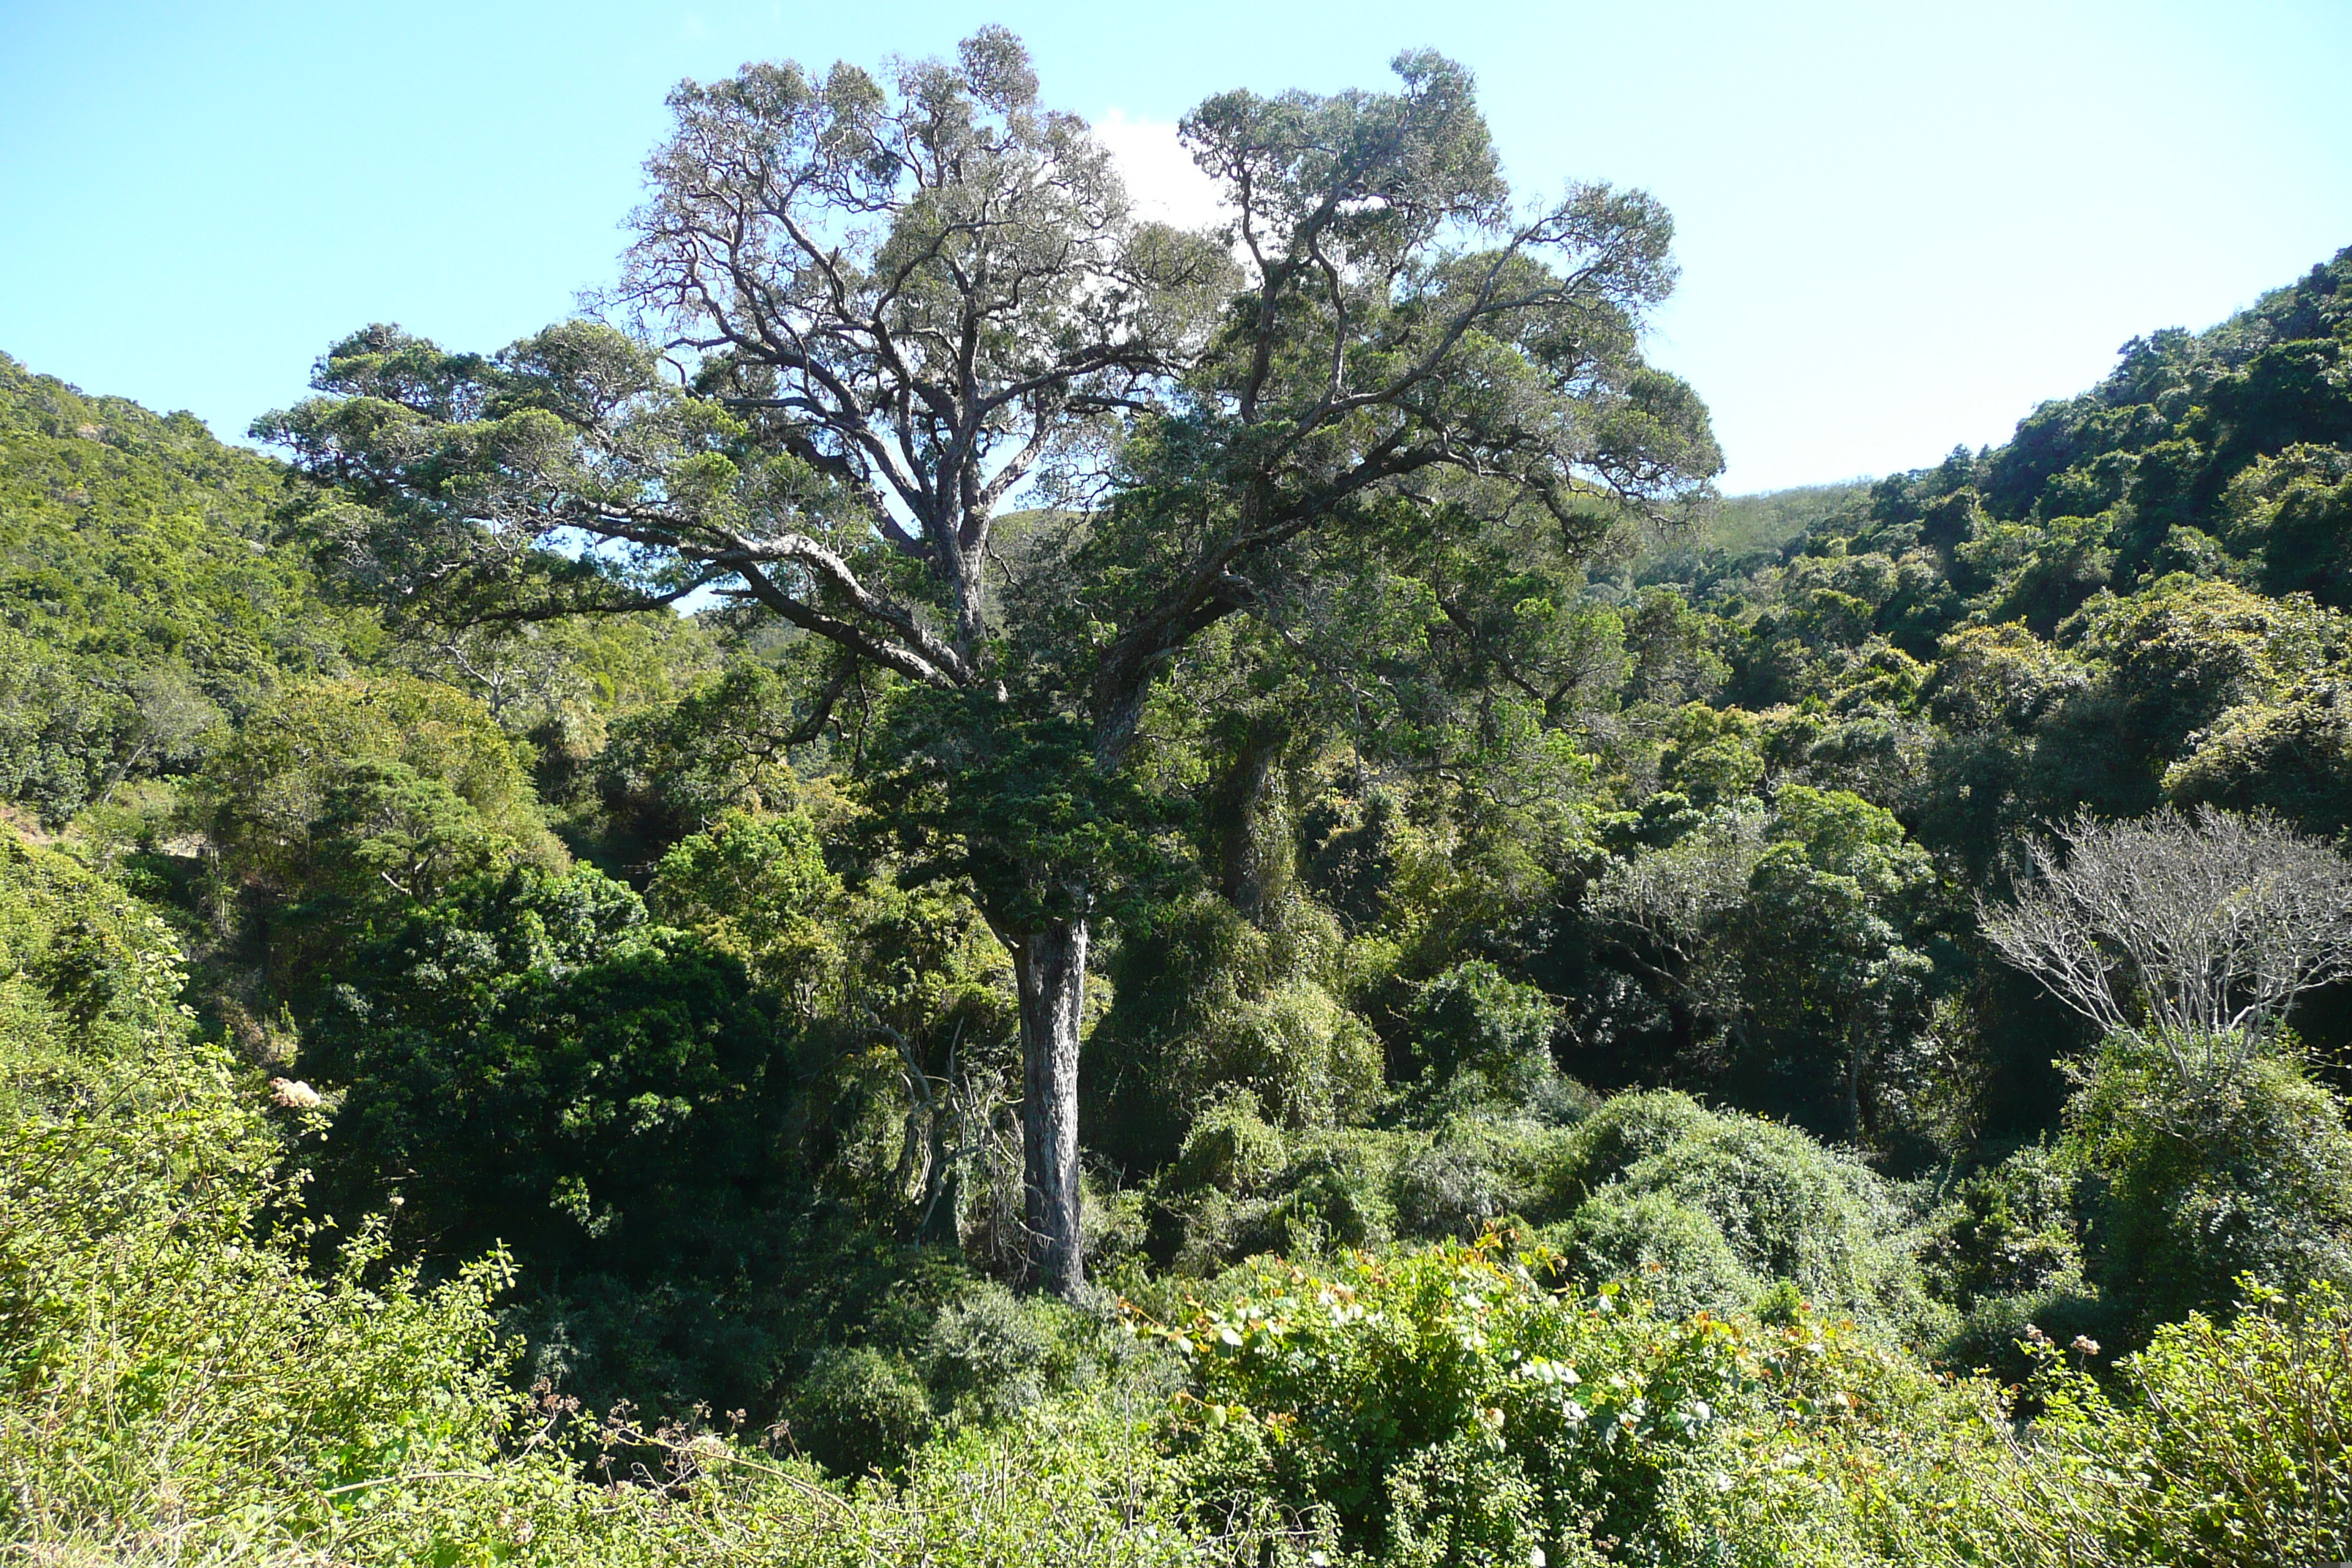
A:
[781,1345,935,1478]
[1555,1187,1760,1318]
[1158,1112,1411,1271]
[1090,892,1379,1174]
[1385,1116,1583,1240]
[1150,1235,1949,1564]
[1226,1128,1404,1259]
[2065,1037,2352,1336]
[1546,1088,1721,1200]
[2008,1278,2352,1564]
[1152,1088,1935,1340]
[1406,960,1592,1120]
[1411,960,1557,1077]
[1921,1142,2104,1375]
[0,851,530,1561]
[0,841,1310,1565]
[1383,1436,1560,1568]
[1667,1278,2352,1567]
[1540,1092,1936,1333]
[1921,1142,2084,1309]
[298,860,820,1420]
[0,830,195,1113]
[1152,1243,2349,1566]
[598,659,810,852]
[1391,1139,1516,1240]
[1169,1092,1290,1196]
[0,354,374,825]
[197,675,563,941]
[1207,979,1384,1131]
[647,805,845,1009]
[924,1283,1055,1425]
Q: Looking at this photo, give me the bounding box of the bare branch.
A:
[1980,806,2352,1084]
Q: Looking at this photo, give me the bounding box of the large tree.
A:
[260,31,1717,1295]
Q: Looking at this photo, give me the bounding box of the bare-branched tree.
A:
[1980,805,2352,1084]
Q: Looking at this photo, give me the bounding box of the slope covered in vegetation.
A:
[2,29,2350,1563]
[0,351,379,823]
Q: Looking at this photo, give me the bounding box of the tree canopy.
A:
[255,33,1721,1294]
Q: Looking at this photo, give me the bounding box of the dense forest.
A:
[6,31,2352,1567]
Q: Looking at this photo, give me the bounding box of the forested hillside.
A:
[0,350,377,822]
[4,32,2350,1567]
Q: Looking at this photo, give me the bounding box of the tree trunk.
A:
[1014,917,1088,1298]
[1846,1029,1866,1143]
[1214,715,1290,926]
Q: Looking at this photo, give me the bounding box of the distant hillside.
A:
[1734,244,2352,645]
[0,355,728,832]
[1684,245,2352,849]
[1632,480,1872,585]
[0,353,376,822]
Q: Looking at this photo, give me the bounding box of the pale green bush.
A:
[0,844,528,1560]
[924,1283,1055,1425]
[1668,1278,2352,1567]
[782,1346,935,1477]
[2065,1036,2352,1336]
[1534,1093,1938,1332]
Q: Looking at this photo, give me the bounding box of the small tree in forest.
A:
[1981,804,2352,1087]
[258,32,1717,1294]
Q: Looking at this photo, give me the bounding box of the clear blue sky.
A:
[2,0,2346,493]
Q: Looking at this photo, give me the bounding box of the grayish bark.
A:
[1014,918,1088,1297]
[1981,805,2352,1085]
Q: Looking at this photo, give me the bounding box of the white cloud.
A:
[1093,110,1229,233]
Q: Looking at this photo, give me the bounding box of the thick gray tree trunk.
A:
[1014,918,1088,1297]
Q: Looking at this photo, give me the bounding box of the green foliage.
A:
[2162,680,2352,832]
[1542,1091,1936,1330]
[1692,249,2352,876]
[649,806,845,1011]
[0,840,1319,1565]
[1164,1125,1409,1268]
[284,794,1033,1425]
[1209,979,1386,1129]
[1170,1093,1294,1199]
[0,837,519,1559]
[8,836,2352,1565]
[1150,1235,1941,1564]
[783,1346,935,1478]
[1094,889,1382,1172]
[1406,960,1575,1115]
[1635,483,1869,580]
[922,1282,1062,1425]
[299,862,812,1414]
[1699,1279,2352,1567]
[1993,1280,2352,1565]
[197,673,565,979]
[305,862,776,1243]
[1587,786,1936,1139]
[597,657,828,856]
[1157,1241,2352,1565]
[12,56,2352,1565]
[2062,1037,2352,1336]
[0,829,195,1110]
[0,354,376,823]
[864,685,1168,932]
[1150,1085,1935,1341]
[1918,1142,2097,1375]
